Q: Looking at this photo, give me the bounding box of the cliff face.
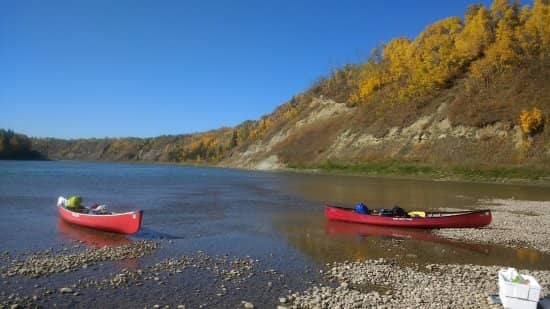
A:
[221,97,549,171]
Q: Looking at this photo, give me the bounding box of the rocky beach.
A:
[435,199,550,253]
[279,199,550,308]
[283,259,550,308]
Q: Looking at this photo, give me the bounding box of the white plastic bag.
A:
[57,196,67,207]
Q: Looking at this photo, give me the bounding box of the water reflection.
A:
[273,211,550,270]
[57,219,132,248]
[277,172,550,210]
[325,220,490,254]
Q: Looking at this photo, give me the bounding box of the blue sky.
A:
[1,0,507,138]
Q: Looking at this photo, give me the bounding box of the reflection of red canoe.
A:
[324,220,490,254]
[57,205,143,234]
[326,220,441,240]
[57,219,132,248]
[325,206,491,228]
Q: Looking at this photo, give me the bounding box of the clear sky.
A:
[1,0,509,138]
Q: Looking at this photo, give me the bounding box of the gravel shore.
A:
[2,198,549,308]
[1,240,159,278]
[0,243,266,308]
[281,199,550,308]
[435,199,550,253]
[283,258,550,308]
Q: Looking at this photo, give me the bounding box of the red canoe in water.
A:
[325,205,491,228]
[57,204,143,235]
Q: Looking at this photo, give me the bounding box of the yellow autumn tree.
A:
[349,59,385,104]
[456,6,493,62]
[490,0,511,22]
[485,7,520,71]
[521,0,550,57]
[519,107,544,136]
[406,17,464,97]
[383,37,413,82]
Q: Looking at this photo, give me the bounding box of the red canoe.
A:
[325,205,491,228]
[57,204,143,235]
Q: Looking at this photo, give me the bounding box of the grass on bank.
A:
[287,161,550,184]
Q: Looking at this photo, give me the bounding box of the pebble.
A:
[285,259,550,308]
[1,241,160,278]
[59,287,73,294]
[435,200,550,253]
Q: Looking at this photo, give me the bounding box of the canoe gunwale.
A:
[325,205,492,228]
[327,205,491,218]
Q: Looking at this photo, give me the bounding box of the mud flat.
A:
[435,199,550,253]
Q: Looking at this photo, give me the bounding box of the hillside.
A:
[30,0,550,179]
[0,129,43,160]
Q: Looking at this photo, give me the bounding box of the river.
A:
[1,161,549,307]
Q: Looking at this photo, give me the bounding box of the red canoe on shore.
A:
[325,205,491,228]
[57,204,143,235]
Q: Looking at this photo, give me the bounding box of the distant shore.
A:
[285,162,550,186]
[8,158,550,186]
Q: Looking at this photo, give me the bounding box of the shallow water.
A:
[1,161,550,307]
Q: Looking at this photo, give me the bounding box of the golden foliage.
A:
[522,0,550,56]
[328,0,550,104]
[456,7,493,61]
[519,107,544,135]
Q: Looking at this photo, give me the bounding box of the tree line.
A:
[314,0,550,106]
[0,129,43,160]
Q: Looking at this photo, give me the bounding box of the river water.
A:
[1,161,549,307]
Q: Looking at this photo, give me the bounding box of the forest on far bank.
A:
[0,129,43,160]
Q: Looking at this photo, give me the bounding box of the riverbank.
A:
[16,157,550,186]
[282,259,550,308]
[0,240,288,308]
[2,197,550,308]
[285,162,550,185]
[435,199,550,253]
[280,198,550,308]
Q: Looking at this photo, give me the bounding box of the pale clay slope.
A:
[226,98,527,170]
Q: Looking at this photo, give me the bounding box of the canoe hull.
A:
[57,205,143,234]
[325,205,491,228]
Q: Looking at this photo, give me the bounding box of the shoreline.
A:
[434,199,550,254]
[6,158,550,187]
[283,259,550,308]
[282,198,550,308]
[1,198,549,308]
[283,162,550,187]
